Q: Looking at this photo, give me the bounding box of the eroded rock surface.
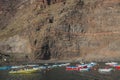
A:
[0,0,120,61]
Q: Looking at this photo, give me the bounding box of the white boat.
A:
[38,66,46,69]
[77,64,88,68]
[44,63,48,66]
[11,64,39,69]
[79,68,90,72]
[98,68,113,73]
[105,62,118,66]
[32,67,41,70]
[61,63,70,66]
[25,64,39,67]
[87,64,94,68]
[87,62,97,68]
[11,65,25,69]
[89,62,97,66]
[58,64,63,67]
[52,64,58,67]
[47,65,53,68]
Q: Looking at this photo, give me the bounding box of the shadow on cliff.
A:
[41,40,51,60]
[47,0,51,5]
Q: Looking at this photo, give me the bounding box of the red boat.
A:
[115,65,120,70]
[66,66,78,71]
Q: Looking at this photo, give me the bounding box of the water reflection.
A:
[0,71,42,80]
[9,74,42,80]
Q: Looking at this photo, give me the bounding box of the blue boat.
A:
[0,66,11,70]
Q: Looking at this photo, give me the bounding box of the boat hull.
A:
[0,66,11,70]
[9,69,38,74]
[79,68,90,72]
[98,68,113,73]
[66,66,78,71]
[115,66,120,70]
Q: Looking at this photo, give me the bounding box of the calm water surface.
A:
[0,63,120,80]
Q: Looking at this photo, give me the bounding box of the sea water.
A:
[0,63,120,80]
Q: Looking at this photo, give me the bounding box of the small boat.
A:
[59,63,70,67]
[64,63,70,66]
[11,65,25,69]
[79,68,90,72]
[38,66,47,69]
[115,65,120,70]
[87,64,94,68]
[66,66,78,71]
[32,66,42,70]
[98,68,113,73]
[105,62,118,66]
[25,64,39,67]
[89,62,97,66]
[44,63,48,66]
[87,63,97,68]
[52,64,58,68]
[0,66,11,70]
[77,64,88,68]
[58,64,63,67]
[9,68,38,74]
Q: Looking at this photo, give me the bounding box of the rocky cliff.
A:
[0,0,120,62]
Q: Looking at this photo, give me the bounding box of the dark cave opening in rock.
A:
[41,41,51,60]
[46,0,51,5]
[34,39,37,46]
[36,27,40,31]
[49,16,54,23]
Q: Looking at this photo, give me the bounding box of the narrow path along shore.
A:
[1,57,120,66]
[28,60,76,64]
[0,60,75,65]
[0,59,81,65]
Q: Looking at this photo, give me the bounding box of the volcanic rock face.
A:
[0,0,120,61]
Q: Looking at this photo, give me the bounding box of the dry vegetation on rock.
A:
[0,0,120,62]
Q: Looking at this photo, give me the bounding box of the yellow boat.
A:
[9,68,39,74]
